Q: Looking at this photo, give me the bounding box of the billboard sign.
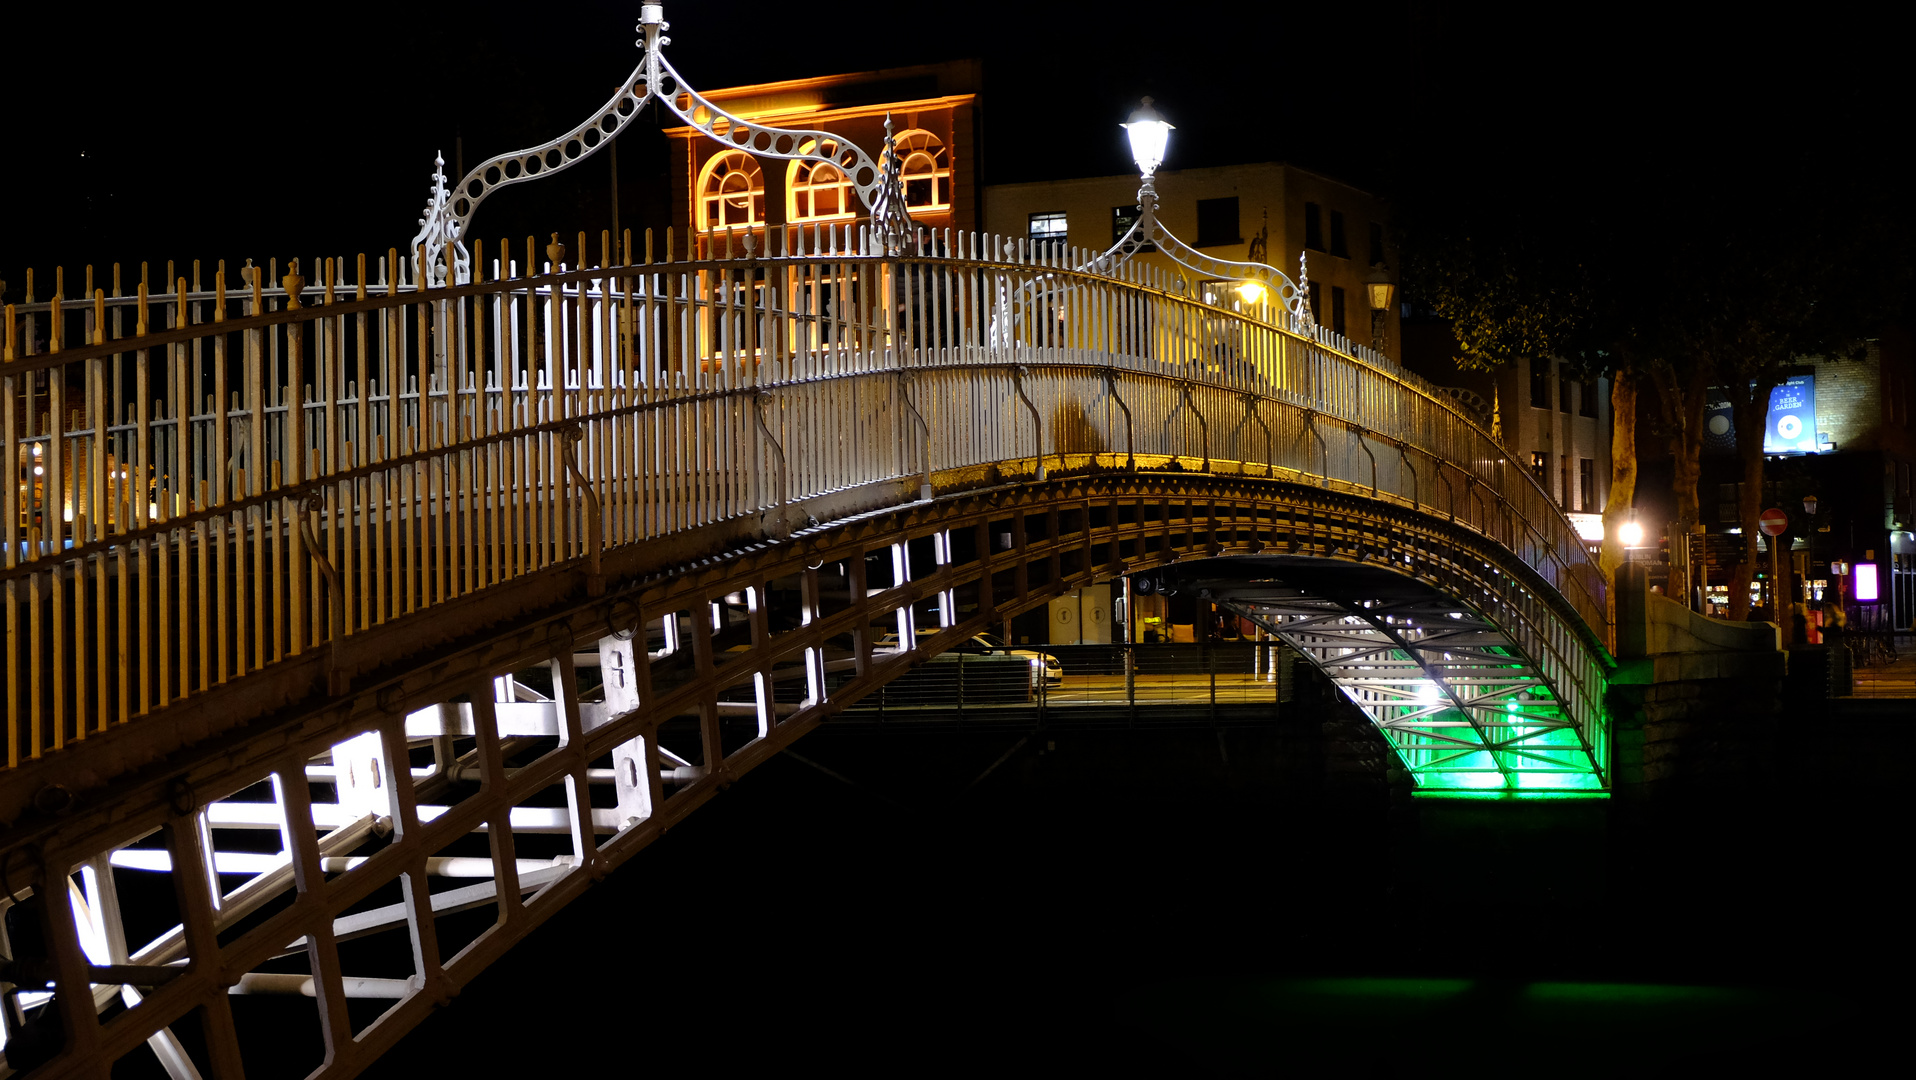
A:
[1762,375,1818,454]
[1702,375,1820,455]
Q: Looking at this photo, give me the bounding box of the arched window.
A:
[893,129,951,212]
[788,139,858,223]
[697,151,764,232]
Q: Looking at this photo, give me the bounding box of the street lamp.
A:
[1085,99,1315,338]
[1121,97,1174,179]
[1617,513,1645,552]
[1366,262,1395,352]
[1802,494,1820,604]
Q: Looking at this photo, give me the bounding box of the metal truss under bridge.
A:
[0,9,1614,1078]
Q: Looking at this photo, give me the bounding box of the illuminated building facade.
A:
[664,61,982,256]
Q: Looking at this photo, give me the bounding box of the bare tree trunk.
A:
[1599,367,1639,594]
[1650,359,1710,603]
[1725,374,1783,621]
[1724,375,1778,620]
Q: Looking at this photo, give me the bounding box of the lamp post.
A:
[1803,494,1820,607]
[1617,511,1644,562]
[1366,262,1395,353]
[1100,99,1315,335]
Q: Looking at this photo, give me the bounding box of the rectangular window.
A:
[1196,197,1240,248]
[1331,286,1347,338]
[1308,281,1324,325]
[1560,375,1574,413]
[1368,221,1385,265]
[1304,202,1324,251]
[1580,458,1597,513]
[1580,378,1599,417]
[1111,205,1155,251]
[1028,211,1068,249]
[1532,451,1549,487]
[1330,210,1348,258]
[1530,358,1551,409]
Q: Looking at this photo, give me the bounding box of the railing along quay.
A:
[1,224,1609,769]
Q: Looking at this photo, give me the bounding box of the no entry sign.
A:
[1759,508,1790,536]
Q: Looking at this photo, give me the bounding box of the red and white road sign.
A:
[1758,508,1790,536]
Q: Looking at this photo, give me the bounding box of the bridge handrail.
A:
[0,226,1607,769]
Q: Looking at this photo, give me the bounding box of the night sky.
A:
[3,2,1897,299]
[2,7,1910,1071]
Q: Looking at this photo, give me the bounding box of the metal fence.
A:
[836,641,1296,722]
[2,224,1608,767]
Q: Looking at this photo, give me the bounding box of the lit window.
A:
[891,129,951,212]
[1029,211,1068,249]
[698,151,764,232]
[789,139,857,223]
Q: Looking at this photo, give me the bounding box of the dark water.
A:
[338,723,1909,1078]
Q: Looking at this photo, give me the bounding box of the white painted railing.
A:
[1,225,1607,767]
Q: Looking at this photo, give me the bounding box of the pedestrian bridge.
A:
[0,13,1611,1077]
[0,230,1614,1075]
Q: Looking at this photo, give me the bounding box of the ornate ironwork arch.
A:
[409,2,913,285]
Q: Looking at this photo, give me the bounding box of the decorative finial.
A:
[282,258,305,310]
[1296,251,1315,332]
[870,114,915,257]
[547,233,566,269]
[409,151,469,286]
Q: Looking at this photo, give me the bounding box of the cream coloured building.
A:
[984,161,1401,357]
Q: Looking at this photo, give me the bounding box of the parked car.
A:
[876,629,1064,689]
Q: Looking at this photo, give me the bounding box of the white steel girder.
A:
[1189,566,1605,793]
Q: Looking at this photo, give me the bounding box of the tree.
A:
[1672,170,1909,619]
[1399,157,1910,625]
[1396,166,1659,592]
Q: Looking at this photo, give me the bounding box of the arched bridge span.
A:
[0,235,1613,1077]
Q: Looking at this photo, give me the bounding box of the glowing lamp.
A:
[1122,97,1174,178]
[1236,281,1266,305]
[1366,262,1396,311]
[1803,494,1819,515]
[1617,520,1645,547]
[1856,562,1880,601]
